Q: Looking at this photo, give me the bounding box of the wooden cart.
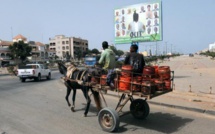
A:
[92,68,174,132]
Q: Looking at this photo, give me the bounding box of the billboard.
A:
[114,0,162,44]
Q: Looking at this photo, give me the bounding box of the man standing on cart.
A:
[98,41,116,89]
[124,44,145,76]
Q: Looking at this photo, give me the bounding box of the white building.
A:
[0,40,13,65]
[209,42,215,52]
[49,35,88,60]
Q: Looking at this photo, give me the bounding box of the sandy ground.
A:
[157,54,215,95]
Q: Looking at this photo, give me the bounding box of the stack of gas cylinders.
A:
[118,65,172,94]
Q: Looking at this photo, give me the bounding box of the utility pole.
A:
[11,27,13,40]
[165,42,168,55]
[156,41,158,56]
[171,44,173,54]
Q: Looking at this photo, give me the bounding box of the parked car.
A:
[17,64,51,82]
[189,53,194,57]
[2,63,9,67]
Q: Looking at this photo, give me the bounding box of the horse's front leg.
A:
[71,88,76,112]
[82,87,91,117]
[65,86,72,107]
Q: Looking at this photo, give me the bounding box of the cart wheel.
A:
[130,99,150,119]
[98,107,120,132]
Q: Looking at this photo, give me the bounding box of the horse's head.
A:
[57,62,67,75]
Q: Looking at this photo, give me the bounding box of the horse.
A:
[58,62,103,117]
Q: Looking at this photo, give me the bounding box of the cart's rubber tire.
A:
[46,73,51,80]
[21,78,26,82]
[130,99,150,119]
[98,107,120,132]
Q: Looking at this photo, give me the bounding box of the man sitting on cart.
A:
[124,44,145,76]
[98,41,116,89]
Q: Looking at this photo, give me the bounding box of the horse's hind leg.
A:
[71,89,76,112]
[82,87,91,117]
[65,86,72,107]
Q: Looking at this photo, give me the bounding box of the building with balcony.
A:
[0,40,13,65]
[0,34,55,65]
[28,41,49,62]
[49,35,88,60]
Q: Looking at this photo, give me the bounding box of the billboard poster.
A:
[114,0,162,44]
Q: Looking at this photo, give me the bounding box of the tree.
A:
[54,55,59,60]
[9,41,32,63]
[109,45,124,56]
[91,48,100,55]
[65,52,71,61]
[116,50,124,56]
[74,48,82,60]
[84,49,92,56]
[109,45,117,54]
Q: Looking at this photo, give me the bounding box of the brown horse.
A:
[58,62,102,117]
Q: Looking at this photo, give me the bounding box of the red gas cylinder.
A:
[164,80,171,90]
[154,79,165,91]
[118,76,131,91]
[100,75,107,85]
[158,66,171,80]
[141,81,156,94]
[153,66,159,78]
[143,66,155,78]
[121,65,133,77]
[132,76,142,92]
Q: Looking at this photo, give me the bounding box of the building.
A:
[49,35,88,60]
[28,41,50,62]
[0,40,13,66]
[209,42,215,52]
[13,34,28,43]
[1,34,55,65]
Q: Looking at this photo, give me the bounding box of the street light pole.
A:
[165,42,168,55]
[171,44,173,54]
[156,41,158,56]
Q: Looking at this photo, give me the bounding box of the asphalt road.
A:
[0,70,214,134]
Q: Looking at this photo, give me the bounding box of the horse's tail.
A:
[91,89,102,111]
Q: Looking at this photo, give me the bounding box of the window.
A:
[62,46,65,50]
[66,46,69,49]
[66,41,69,44]
[62,41,65,44]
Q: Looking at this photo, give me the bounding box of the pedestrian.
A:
[124,44,145,76]
[98,41,116,88]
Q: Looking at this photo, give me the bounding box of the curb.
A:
[105,92,215,117]
[147,101,215,116]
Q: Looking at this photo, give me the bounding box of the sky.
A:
[1,0,215,54]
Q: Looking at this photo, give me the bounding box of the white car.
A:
[17,64,51,82]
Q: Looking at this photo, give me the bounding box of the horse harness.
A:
[66,66,89,85]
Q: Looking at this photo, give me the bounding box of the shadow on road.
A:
[118,112,193,133]
[174,76,191,79]
[22,78,56,83]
